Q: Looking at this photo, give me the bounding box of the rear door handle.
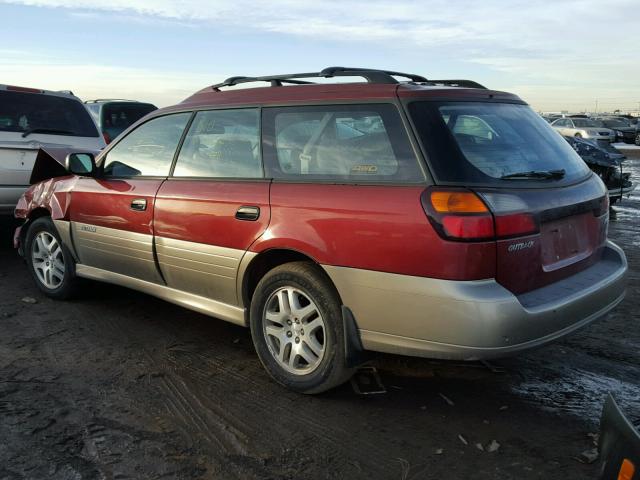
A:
[235,206,260,221]
[130,198,147,211]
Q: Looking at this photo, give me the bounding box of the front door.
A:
[69,112,192,283]
[153,108,269,306]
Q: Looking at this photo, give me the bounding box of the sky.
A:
[0,0,638,113]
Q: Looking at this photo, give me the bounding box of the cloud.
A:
[0,59,225,106]
[1,0,638,111]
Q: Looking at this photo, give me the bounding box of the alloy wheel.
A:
[31,231,65,289]
[262,286,326,375]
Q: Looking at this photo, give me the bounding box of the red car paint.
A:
[154,180,271,250]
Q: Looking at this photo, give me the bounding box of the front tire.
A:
[249,262,353,394]
[25,217,78,300]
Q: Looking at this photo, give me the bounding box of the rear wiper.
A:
[501,169,565,180]
[21,128,75,138]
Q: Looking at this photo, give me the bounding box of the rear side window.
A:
[102,113,191,177]
[0,90,98,137]
[263,104,423,183]
[173,108,261,178]
[409,102,590,186]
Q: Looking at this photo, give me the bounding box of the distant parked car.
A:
[563,136,635,204]
[85,99,157,144]
[594,117,637,144]
[0,84,105,215]
[552,117,615,143]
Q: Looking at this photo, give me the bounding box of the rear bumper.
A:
[323,241,627,360]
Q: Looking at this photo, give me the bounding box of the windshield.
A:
[600,118,630,127]
[0,90,99,137]
[101,102,157,138]
[409,101,591,186]
[573,119,603,128]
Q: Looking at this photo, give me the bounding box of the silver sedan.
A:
[551,118,615,143]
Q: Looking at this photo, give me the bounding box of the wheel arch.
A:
[239,248,329,310]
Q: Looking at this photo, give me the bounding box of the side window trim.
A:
[169,111,196,176]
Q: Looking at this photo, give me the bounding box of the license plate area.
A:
[540,212,594,272]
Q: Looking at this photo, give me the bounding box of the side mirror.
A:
[65,153,96,176]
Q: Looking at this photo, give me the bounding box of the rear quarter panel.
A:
[252,183,495,280]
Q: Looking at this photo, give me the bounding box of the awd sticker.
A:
[80,225,97,233]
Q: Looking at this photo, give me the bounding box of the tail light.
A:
[422,188,539,241]
[103,131,111,144]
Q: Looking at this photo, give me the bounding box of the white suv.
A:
[0,85,105,215]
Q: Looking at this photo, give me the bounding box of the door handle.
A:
[130,198,147,211]
[235,206,260,221]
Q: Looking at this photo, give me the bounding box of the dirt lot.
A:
[1,158,638,480]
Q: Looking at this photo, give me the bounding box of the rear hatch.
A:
[409,100,608,295]
[0,87,105,186]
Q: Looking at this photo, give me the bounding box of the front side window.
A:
[173,109,261,178]
[263,104,423,183]
[409,101,591,186]
[102,113,191,177]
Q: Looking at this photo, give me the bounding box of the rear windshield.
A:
[409,101,591,186]
[0,90,99,137]
[101,102,157,136]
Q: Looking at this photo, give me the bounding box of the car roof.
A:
[156,82,522,115]
[0,84,81,100]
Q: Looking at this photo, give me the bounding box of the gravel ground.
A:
[0,160,638,479]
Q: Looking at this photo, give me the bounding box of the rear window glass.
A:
[409,102,590,186]
[0,90,98,137]
[101,102,157,136]
[263,104,423,183]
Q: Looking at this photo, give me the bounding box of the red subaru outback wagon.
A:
[14,67,627,393]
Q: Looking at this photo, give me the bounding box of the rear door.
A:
[154,108,269,306]
[69,112,192,283]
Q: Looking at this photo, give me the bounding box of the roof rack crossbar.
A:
[210,66,432,91]
[426,79,487,89]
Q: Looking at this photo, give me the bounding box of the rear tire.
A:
[249,261,353,394]
[25,217,79,300]
[635,133,640,146]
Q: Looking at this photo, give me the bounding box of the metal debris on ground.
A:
[21,296,37,304]
[434,448,444,455]
[458,434,468,445]
[350,366,386,395]
[439,393,455,406]
[576,448,599,464]
[475,443,485,451]
[486,440,501,453]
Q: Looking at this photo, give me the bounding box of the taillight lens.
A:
[103,131,111,144]
[422,188,539,242]
[423,188,495,241]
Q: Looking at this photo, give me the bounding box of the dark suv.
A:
[15,67,627,393]
[85,99,157,144]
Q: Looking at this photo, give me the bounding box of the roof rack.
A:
[211,66,432,91]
